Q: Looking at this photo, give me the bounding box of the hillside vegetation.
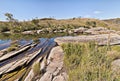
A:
[104,18,120,30]
[0,14,119,34]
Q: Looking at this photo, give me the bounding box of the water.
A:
[0,32,78,50]
[0,40,11,50]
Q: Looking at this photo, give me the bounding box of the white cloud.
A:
[93,11,103,14]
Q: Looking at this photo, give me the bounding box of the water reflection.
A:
[0,33,78,50]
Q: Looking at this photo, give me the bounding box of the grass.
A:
[1,17,118,34]
[33,62,41,76]
[61,42,120,81]
[7,44,18,52]
[33,38,40,43]
[0,68,26,81]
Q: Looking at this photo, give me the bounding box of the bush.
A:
[86,21,96,27]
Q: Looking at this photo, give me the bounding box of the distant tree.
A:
[5,13,14,22]
[4,13,20,33]
[31,18,40,30]
[32,19,39,26]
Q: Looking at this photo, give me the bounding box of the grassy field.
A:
[62,42,120,81]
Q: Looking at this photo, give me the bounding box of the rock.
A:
[24,69,34,81]
[0,45,31,62]
[22,31,35,34]
[84,27,115,35]
[112,59,120,73]
[55,33,120,45]
[0,61,16,75]
[53,75,66,81]
[39,46,67,81]
[14,79,19,81]
[39,72,53,81]
[46,46,64,73]
[37,30,43,34]
[40,56,47,71]
[73,27,88,33]
[24,57,43,81]
[0,48,42,75]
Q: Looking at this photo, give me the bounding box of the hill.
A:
[0,18,120,33]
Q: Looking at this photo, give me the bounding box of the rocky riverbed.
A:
[1,31,120,81]
[0,38,68,81]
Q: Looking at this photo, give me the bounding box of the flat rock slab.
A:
[55,34,120,45]
[39,46,67,81]
[0,49,42,75]
[0,45,31,62]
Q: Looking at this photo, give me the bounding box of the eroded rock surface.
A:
[55,33,120,45]
[39,46,67,81]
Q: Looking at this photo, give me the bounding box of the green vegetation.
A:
[33,38,40,43]
[0,68,26,81]
[7,44,19,52]
[0,13,118,34]
[86,21,96,27]
[62,43,120,81]
[33,62,41,76]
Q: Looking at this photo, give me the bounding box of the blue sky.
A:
[0,0,119,21]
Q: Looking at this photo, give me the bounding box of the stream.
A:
[0,33,79,80]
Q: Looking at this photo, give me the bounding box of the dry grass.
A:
[62,43,120,81]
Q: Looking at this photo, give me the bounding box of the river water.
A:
[0,33,79,50]
[0,33,78,67]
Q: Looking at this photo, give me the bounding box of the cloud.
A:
[93,11,103,14]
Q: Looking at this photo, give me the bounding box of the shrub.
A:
[62,43,120,81]
[86,21,96,27]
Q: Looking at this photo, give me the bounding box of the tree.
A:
[4,13,20,33]
[31,18,39,26]
[5,13,14,22]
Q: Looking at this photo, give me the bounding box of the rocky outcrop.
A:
[73,27,88,33]
[0,48,42,75]
[39,46,67,81]
[0,45,31,62]
[0,38,58,81]
[55,33,120,45]
[24,57,43,81]
[84,27,115,35]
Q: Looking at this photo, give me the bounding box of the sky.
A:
[0,0,120,21]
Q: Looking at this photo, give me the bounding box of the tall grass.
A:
[61,42,120,81]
